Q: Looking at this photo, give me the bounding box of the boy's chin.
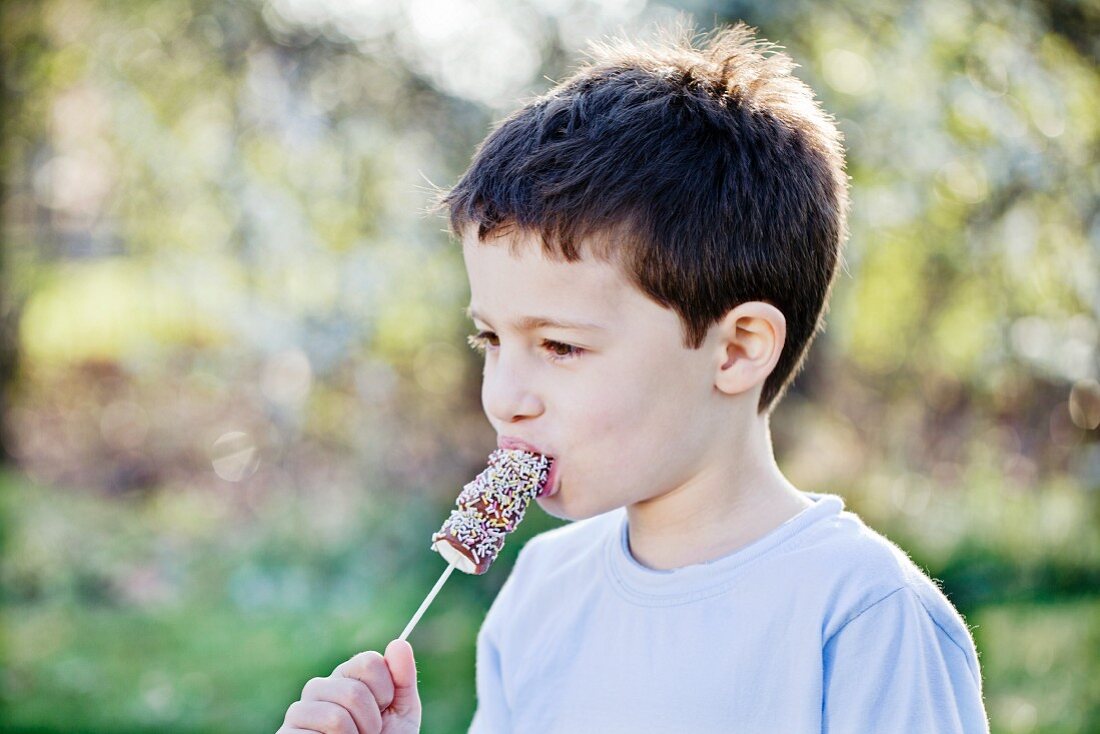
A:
[535,496,573,520]
[536,491,613,522]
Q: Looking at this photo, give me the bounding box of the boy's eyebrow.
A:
[465,306,606,332]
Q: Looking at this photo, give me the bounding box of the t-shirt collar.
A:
[605,492,845,605]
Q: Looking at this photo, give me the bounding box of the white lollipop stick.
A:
[398,562,456,642]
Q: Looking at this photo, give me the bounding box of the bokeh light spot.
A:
[261,349,313,406]
[823,48,874,96]
[210,431,260,482]
[1068,379,1100,430]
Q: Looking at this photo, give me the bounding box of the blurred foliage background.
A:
[1,0,1098,732]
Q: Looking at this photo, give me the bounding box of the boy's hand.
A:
[277,640,421,734]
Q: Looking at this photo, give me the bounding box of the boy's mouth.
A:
[539,458,560,498]
[497,436,559,498]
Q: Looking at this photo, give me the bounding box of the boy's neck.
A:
[624,414,812,571]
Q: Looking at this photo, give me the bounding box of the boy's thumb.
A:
[384,639,422,720]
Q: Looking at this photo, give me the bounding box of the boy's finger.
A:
[384,639,422,720]
[283,700,358,734]
[333,651,395,711]
[301,676,383,734]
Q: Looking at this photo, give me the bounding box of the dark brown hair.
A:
[441,23,849,415]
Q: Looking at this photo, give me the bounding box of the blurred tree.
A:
[0,93,9,466]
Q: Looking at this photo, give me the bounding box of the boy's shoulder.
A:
[786,496,976,651]
[508,495,974,650]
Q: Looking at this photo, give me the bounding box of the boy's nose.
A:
[481,355,544,424]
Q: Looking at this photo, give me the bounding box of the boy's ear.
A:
[712,302,786,397]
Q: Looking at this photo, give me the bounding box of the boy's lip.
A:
[497,436,550,456]
[497,436,558,497]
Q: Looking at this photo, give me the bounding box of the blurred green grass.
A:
[971,599,1100,734]
[0,470,566,733]
[3,470,1097,733]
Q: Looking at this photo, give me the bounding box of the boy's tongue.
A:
[539,458,559,498]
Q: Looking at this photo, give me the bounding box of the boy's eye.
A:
[543,340,580,359]
[466,331,499,353]
[465,331,583,361]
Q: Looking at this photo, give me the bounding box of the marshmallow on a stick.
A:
[431,449,551,574]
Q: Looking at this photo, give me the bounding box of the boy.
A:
[278,23,989,734]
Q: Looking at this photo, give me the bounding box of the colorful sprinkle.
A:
[431,449,551,573]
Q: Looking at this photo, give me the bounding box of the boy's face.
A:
[463,229,732,521]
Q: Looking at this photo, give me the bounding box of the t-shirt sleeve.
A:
[821,586,989,734]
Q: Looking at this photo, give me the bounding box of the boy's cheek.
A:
[566,401,625,446]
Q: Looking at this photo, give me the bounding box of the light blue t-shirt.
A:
[469,492,989,733]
